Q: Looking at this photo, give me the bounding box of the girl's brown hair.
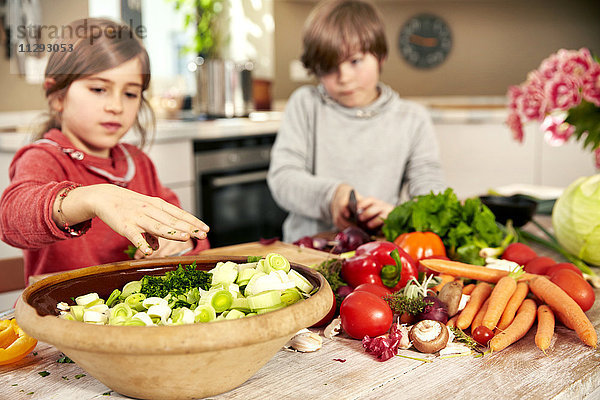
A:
[36,18,154,148]
[301,0,388,76]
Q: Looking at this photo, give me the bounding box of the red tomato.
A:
[524,256,556,275]
[550,269,595,312]
[472,326,494,346]
[311,292,337,328]
[547,262,584,278]
[501,243,537,266]
[339,291,393,339]
[354,283,393,299]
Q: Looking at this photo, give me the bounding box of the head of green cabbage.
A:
[552,174,600,266]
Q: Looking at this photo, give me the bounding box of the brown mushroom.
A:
[437,281,463,317]
[409,320,449,353]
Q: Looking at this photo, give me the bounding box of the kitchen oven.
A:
[194,135,287,247]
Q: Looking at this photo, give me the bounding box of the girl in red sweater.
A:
[0,18,210,281]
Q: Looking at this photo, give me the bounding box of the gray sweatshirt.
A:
[267,83,446,242]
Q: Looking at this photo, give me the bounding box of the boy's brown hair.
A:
[301,0,388,76]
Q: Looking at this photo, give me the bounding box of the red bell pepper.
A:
[341,241,418,292]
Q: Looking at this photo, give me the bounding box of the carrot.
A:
[471,298,490,331]
[419,259,537,283]
[482,274,521,330]
[529,276,597,348]
[535,305,555,354]
[497,282,529,330]
[462,283,476,295]
[489,298,537,352]
[446,314,459,328]
[433,274,455,292]
[456,282,492,330]
[555,309,575,330]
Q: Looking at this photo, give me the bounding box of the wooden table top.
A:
[3,217,600,400]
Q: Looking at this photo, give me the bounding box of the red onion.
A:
[417,295,449,324]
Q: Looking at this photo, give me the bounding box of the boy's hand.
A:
[331,183,354,230]
[354,196,394,230]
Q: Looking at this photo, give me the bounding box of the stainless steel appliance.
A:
[194,58,254,118]
[194,135,287,247]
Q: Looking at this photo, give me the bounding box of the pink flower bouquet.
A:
[507,48,600,168]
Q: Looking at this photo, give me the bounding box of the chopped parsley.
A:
[57,354,74,363]
[124,245,138,259]
[38,371,50,377]
[74,374,86,379]
[140,263,211,298]
[103,391,113,396]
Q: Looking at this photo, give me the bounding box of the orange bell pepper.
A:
[393,231,447,261]
[0,319,38,365]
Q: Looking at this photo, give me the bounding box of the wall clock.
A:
[398,13,452,69]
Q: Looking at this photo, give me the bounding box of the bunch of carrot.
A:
[422,258,597,353]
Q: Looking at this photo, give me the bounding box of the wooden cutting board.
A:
[29,241,335,285]
[202,241,337,267]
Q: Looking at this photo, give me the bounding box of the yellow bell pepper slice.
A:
[0,320,18,348]
[0,319,38,365]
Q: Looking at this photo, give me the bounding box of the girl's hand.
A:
[55,184,209,256]
[331,183,354,230]
[354,195,394,230]
[133,237,194,259]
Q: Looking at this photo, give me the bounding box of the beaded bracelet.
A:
[57,184,90,236]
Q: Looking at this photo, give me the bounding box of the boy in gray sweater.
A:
[267,0,446,243]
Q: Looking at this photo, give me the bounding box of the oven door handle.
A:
[210,170,268,187]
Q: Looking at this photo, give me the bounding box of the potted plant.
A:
[171,0,225,58]
[170,0,253,118]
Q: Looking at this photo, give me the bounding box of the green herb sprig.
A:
[140,262,211,298]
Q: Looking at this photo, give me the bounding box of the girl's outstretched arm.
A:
[52,183,209,256]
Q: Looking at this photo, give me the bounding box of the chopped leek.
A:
[247,290,283,311]
[281,288,303,306]
[75,293,100,307]
[224,309,245,320]
[210,290,234,313]
[194,304,217,323]
[125,293,147,312]
[210,261,239,286]
[106,289,121,307]
[288,269,313,293]
[56,255,316,326]
[120,281,142,298]
[264,253,290,273]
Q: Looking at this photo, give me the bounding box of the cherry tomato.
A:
[354,283,393,299]
[550,269,595,312]
[501,243,537,266]
[339,291,393,339]
[546,262,583,278]
[472,326,494,346]
[524,256,556,275]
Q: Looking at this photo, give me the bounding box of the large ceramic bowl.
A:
[15,255,333,400]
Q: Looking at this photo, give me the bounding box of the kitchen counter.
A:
[0,111,283,153]
[3,220,600,400]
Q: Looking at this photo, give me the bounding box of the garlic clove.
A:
[285,329,323,352]
[323,316,342,339]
